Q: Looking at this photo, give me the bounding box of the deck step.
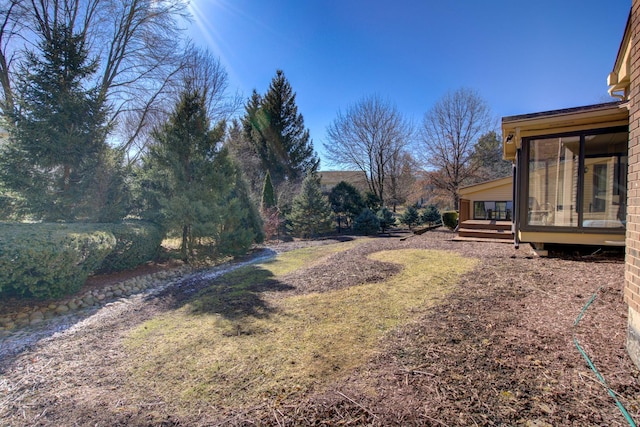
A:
[458,228,514,240]
[459,220,512,231]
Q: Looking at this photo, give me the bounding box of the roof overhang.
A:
[501,102,629,161]
[608,10,632,100]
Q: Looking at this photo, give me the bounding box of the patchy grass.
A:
[124,245,476,415]
[259,239,363,276]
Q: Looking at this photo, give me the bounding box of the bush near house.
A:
[442,211,459,230]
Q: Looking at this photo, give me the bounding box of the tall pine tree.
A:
[146,89,225,260]
[242,70,319,194]
[0,24,110,221]
[143,88,262,261]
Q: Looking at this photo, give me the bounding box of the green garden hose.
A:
[573,287,637,427]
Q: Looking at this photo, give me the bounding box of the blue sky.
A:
[187,1,630,169]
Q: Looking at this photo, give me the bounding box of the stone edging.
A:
[0,265,194,337]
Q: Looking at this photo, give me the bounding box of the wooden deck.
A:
[456,220,513,241]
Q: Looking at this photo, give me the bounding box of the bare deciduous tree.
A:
[324,95,414,206]
[420,88,494,210]
[385,151,418,211]
[178,46,241,124]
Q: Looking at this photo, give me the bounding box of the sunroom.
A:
[501,102,628,249]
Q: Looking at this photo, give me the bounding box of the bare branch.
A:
[324,95,414,206]
[420,88,493,209]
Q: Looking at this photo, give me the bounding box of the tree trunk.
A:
[181,224,189,262]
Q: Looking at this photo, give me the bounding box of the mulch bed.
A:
[1,229,639,426]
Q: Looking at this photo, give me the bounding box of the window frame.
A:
[519,125,627,234]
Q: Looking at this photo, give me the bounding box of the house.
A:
[501,3,640,368]
[457,176,513,241]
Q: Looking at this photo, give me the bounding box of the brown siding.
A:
[627,0,640,367]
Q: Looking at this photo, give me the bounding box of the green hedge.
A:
[0,221,164,299]
[96,221,163,273]
[442,211,459,230]
[0,223,116,299]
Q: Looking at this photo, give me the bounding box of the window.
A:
[523,128,627,230]
[473,201,512,220]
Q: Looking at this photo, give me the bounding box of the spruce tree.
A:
[400,205,420,229]
[287,172,333,238]
[242,70,319,193]
[377,207,396,233]
[353,208,380,235]
[0,24,109,221]
[215,148,265,256]
[421,204,441,226]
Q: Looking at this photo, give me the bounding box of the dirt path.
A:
[1,230,639,426]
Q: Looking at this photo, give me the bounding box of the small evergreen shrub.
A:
[377,207,396,233]
[353,208,380,235]
[0,223,116,299]
[421,204,441,226]
[287,173,333,238]
[442,211,459,230]
[399,205,420,229]
[96,221,163,273]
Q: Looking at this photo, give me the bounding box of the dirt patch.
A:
[1,230,639,426]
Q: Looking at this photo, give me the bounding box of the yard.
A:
[1,230,639,426]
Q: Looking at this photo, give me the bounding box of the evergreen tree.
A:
[0,23,110,221]
[377,207,396,233]
[400,205,420,229]
[329,181,365,232]
[364,192,382,211]
[215,149,264,256]
[353,208,380,235]
[143,89,261,261]
[470,131,512,183]
[287,172,333,238]
[421,204,441,226]
[261,171,276,210]
[242,70,319,193]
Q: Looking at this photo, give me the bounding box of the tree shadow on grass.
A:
[173,265,294,321]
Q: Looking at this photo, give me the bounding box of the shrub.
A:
[421,204,441,225]
[96,221,163,273]
[353,208,380,235]
[377,207,396,233]
[442,211,459,230]
[399,205,420,229]
[287,173,333,239]
[0,223,116,299]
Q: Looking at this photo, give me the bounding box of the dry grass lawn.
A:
[124,244,476,416]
